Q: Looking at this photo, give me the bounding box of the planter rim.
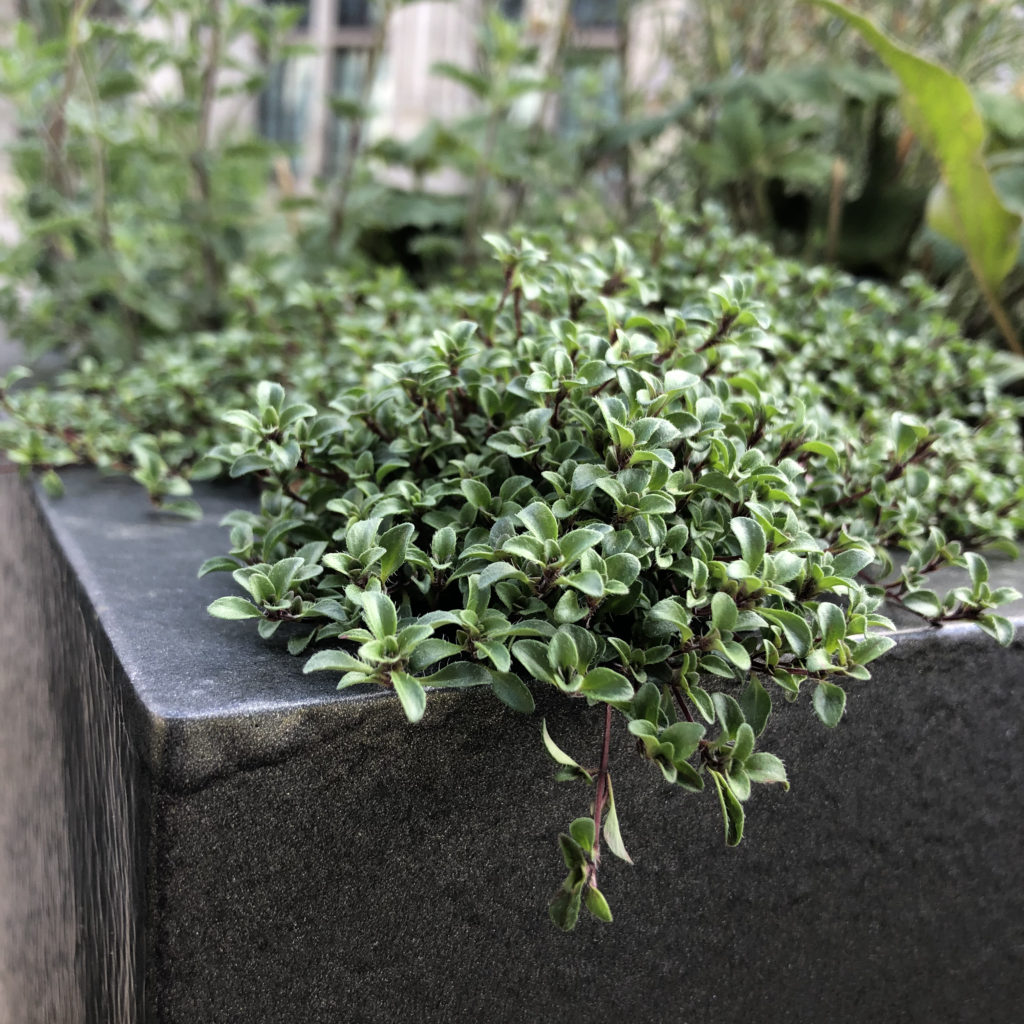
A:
[29,467,1024,789]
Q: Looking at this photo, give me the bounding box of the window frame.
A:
[279,0,376,183]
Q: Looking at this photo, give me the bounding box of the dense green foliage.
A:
[3,2,1024,930]
[17,203,1006,927]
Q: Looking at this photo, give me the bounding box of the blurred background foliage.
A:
[3,0,1024,361]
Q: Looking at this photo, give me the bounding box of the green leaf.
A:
[814,0,1022,300]
[491,672,535,713]
[580,668,634,702]
[687,684,716,723]
[796,440,839,466]
[761,608,813,658]
[721,639,751,672]
[631,680,661,724]
[731,517,766,573]
[964,551,989,589]
[460,479,492,509]
[603,775,632,863]
[361,591,398,640]
[198,556,241,577]
[513,640,557,684]
[710,771,745,846]
[432,526,457,564]
[849,634,896,665]
[40,469,64,498]
[817,602,847,648]
[831,548,875,578]
[660,721,705,761]
[732,722,755,763]
[418,662,492,688]
[699,471,740,503]
[379,523,415,582]
[478,561,530,588]
[207,597,262,620]
[710,591,738,633]
[558,528,604,565]
[269,556,305,597]
[554,590,589,623]
[474,640,511,673]
[569,817,595,853]
[712,692,746,739]
[738,675,772,737]
[519,502,559,542]
[585,886,613,923]
[549,630,580,672]
[744,752,790,789]
[408,639,462,671]
[391,671,427,723]
[978,614,1016,647]
[901,590,942,619]
[229,454,273,478]
[541,720,591,780]
[813,681,847,728]
[649,598,692,632]
[304,649,367,673]
[566,570,605,598]
[548,883,583,931]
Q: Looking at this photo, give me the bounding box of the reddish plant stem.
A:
[827,438,936,511]
[670,680,696,723]
[590,703,613,886]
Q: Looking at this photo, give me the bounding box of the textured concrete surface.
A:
[2,467,1024,1023]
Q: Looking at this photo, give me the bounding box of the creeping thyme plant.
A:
[4,206,1024,928]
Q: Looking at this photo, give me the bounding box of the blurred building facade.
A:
[258,0,693,187]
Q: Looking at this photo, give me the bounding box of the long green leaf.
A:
[812,0,1022,352]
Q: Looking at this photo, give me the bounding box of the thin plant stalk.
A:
[328,0,393,250]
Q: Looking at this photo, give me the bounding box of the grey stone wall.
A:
[0,475,140,1024]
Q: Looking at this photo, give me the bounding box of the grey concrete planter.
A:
[1,468,1022,1024]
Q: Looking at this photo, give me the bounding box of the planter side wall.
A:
[0,476,142,1024]
[145,629,1024,1024]
[4,470,1024,1024]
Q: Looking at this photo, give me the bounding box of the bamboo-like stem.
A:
[824,157,847,264]
[616,0,632,223]
[328,1,392,249]
[44,0,91,199]
[190,0,226,308]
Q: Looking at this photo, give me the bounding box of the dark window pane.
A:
[263,0,310,32]
[258,55,315,173]
[337,0,371,27]
[558,52,620,138]
[572,0,617,28]
[326,48,370,175]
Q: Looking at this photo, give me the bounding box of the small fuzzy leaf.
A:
[710,771,745,846]
[585,886,613,923]
[813,681,847,728]
[519,502,559,542]
[602,776,632,863]
[391,671,427,723]
[731,517,766,573]
[738,675,772,737]
[491,672,535,713]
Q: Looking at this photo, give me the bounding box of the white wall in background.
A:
[0,0,18,245]
[372,0,479,193]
